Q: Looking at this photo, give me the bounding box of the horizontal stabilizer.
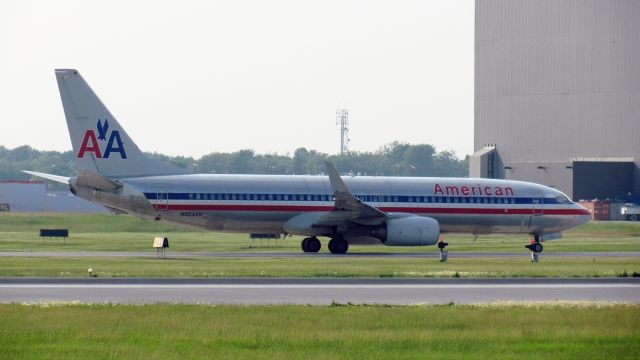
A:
[22,171,70,184]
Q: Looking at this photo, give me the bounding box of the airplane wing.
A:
[321,161,388,226]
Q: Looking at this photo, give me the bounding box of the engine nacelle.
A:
[371,216,440,246]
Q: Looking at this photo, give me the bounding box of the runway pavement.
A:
[1,251,639,258]
[1,278,638,304]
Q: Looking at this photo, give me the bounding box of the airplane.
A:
[25,69,592,255]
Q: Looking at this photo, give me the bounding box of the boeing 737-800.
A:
[25,69,591,254]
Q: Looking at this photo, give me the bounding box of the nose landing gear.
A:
[525,234,544,253]
[525,234,543,262]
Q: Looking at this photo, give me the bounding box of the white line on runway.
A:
[1,284,637,289]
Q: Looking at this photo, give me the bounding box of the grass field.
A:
[1,213,639,253]
[1,213,639,278]
[1,303,638,359]
[1,256,638,278]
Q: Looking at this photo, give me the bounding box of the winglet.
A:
[325,161,351,196]
[22,171,70,184]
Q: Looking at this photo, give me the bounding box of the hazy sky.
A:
[0,0,474,158]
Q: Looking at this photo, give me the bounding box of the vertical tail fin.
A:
[55,69,188,178]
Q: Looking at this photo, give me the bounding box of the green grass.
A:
[2,230,640,253]
[1,213,639,278]
[569,221,640,236]
[1,256,638,278]
[0,213,639,253]
[0,213,191,233]
[1,303,638,359]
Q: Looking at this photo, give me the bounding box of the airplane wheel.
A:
[302,237,321,253]
[533,243,543,253]
[328,237,349,254]
[525,241,543,253]
[307,237,321,252]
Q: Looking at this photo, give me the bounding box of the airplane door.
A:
[156,190,169,211]
[532,194,543,216]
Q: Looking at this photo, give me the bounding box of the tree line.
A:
[1,142,468,180]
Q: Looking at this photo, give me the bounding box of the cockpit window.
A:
[555,195,572,204]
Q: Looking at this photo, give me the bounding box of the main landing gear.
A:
[301,237,321,253]
[328,236,349,254]
[301,236,349,254]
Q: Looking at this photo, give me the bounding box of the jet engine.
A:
[370,216,440,246]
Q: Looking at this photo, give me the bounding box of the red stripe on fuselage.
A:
[152,204,590,216]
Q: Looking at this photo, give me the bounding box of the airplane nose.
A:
[575,203,592,225]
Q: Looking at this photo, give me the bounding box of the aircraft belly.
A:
[528,215,578,235]
[434,214,527,235]
[204,211,294,233]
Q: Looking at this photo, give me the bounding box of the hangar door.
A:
[572,161,634,200]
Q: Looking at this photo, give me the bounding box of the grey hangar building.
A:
[469,0,640,201]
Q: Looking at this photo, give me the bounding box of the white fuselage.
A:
[80,173,591,242]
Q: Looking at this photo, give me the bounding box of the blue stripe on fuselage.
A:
[143,192,562,205]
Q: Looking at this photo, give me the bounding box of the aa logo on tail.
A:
[77,118,127,159]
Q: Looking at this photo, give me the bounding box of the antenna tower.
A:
[336,109,349,155]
